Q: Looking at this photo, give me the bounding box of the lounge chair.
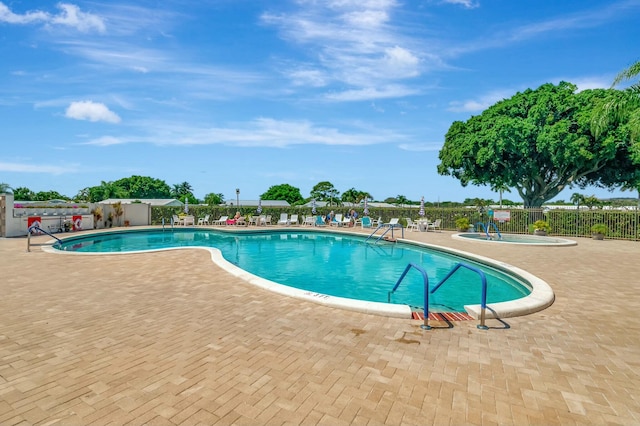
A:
[372,216,383,227]
[277,213,289,225]
[302,216,314,226]
[289,214,299,225]
[197,214,210,225]
[406,218,419,231]
[386,218,401,228]
[314,215,326,227]
[330,213,343,226]
[213,215,228,225]
[361,216,372,228]
[172,215,183,226]
[264,215,272,225]
[428,219,442,232]
[341,215,352,227]
[183,215,195,226]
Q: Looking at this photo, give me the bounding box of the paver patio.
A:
[1,227,639,425]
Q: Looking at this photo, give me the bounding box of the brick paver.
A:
[1,228,639,425]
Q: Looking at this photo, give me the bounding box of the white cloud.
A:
[325,85,418,101]
[398,142,442,152]
[50,4,105,33]
[0,161,69,174]
[83,136,124,146]
[0,3,48,24]
[0,2,105,33]
[441,0,479,9]
[82,117,407,148]
[65,101,121,123]
[568,76,611,92]
[261,1,429,100]
[287,68,328,87]
[447,90,511,113]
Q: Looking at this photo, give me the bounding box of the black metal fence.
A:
[151,205,640,241]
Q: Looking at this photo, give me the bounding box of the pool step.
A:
[412,311,474,321]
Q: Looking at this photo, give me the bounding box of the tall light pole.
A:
[236,188,240,208]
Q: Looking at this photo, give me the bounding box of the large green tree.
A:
[113,176,171,199]
[310,181,340,206]
[438,82,635,207]
[261,184,303,205]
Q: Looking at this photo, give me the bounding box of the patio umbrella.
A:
[312,199,317,215]
[419,196,425,217]
[257,198,262,214]
[363,197,369,215]
[184,198,189,214]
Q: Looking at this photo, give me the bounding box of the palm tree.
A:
[592,60,640,141]
[0,183,13,193]
[491,183,510,208]
[570,192,584,208]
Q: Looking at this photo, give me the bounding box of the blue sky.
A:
[1,0,639,203]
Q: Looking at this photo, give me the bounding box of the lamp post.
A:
[236,188,240,208]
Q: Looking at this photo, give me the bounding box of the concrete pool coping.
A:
[452,231,578,246]
[42,226,555,320]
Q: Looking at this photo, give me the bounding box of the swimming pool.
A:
[50,229,553,318]
[453,232,577,246]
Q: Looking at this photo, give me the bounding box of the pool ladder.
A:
[27,225,63,252]
[365,223,404,243]
[475,221,502,240]
[389,262,489,330]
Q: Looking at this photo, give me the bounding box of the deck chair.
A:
[361,216,372,228]
[314,215,326,226]
[277,213,289,225]
[386,218,401,228]
[302,216,314,226]
[213,215,228,225]
[428,218,442,232]
[289,214,299,225]
[406,218,419,231]
[264,215,272,225]
[330,213,343,226]
[172,215,183,226]
[372,216,383,227]
[197,214,210,225]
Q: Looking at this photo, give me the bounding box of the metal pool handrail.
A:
[390,262,490,330]
[389,263,431,330]
[27,225,62,252]
[431,262,489,330]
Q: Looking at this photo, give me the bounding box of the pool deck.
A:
[1,227,639,425]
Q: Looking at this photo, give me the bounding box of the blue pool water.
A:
[56,229,530,312]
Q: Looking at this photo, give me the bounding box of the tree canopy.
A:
[310,181,340,205]
[438,81,637,207]
[260,184,303,205]
[203,192,224,206]
[341,188,372,204]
